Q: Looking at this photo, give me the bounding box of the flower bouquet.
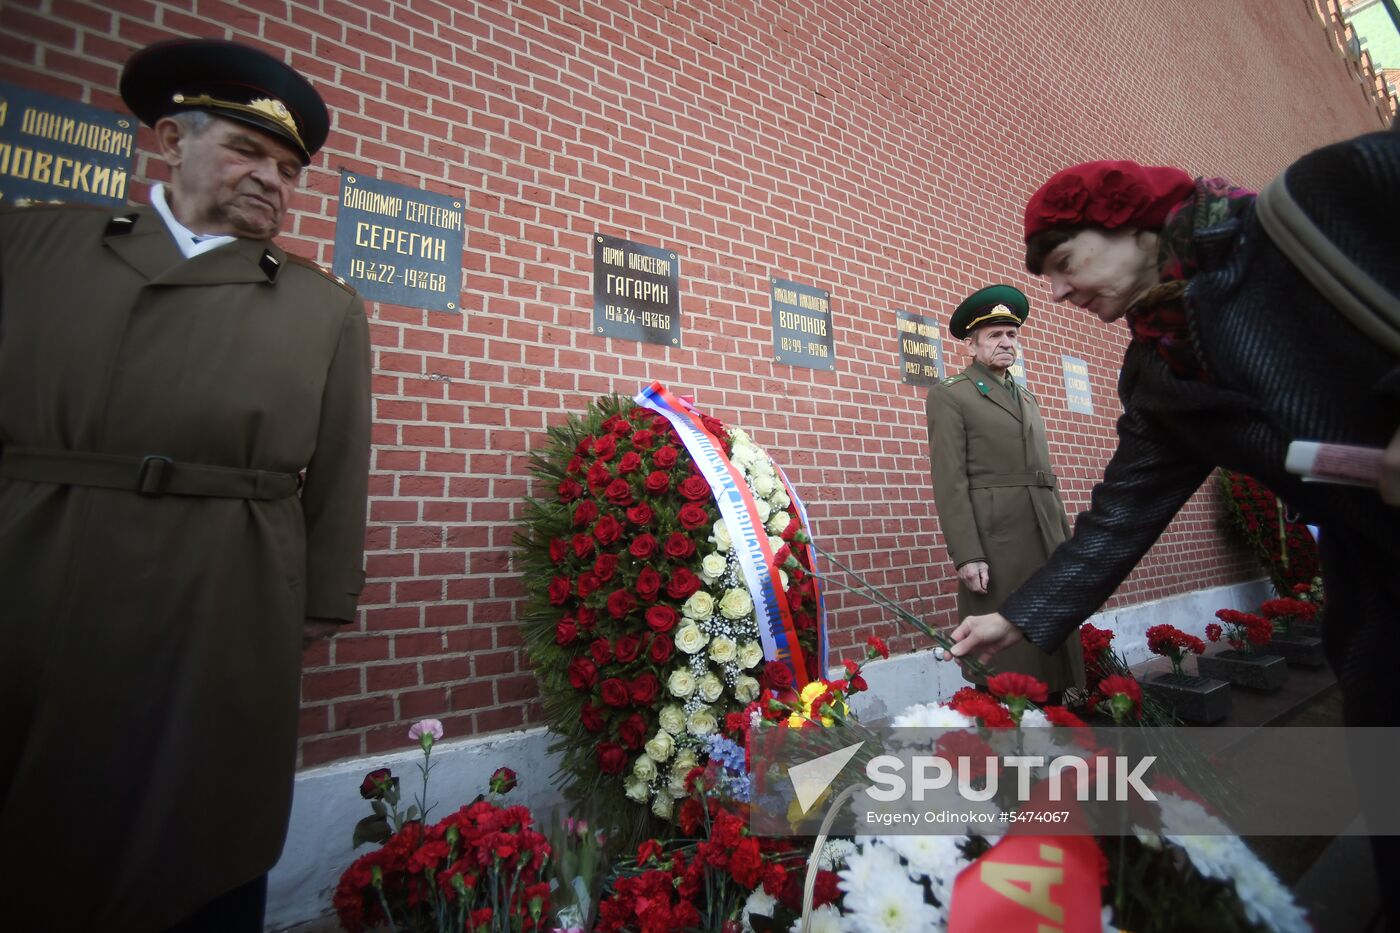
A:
[1146,623,1206,677]
[1258,596,1318,639]
[1207,610,1274,654]
[1200,609,1288,692]
[1218,470,1319,596]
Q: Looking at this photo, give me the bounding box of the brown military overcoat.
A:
[926,361,1084,690]
[0,204,370,929]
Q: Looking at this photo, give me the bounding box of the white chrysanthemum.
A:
[891,703,975,729]
[708,635,737,664]
[734,674,760,703]
[631,754,657,782]
[790,904,842,933]
[651,793,673,819]
[624,779,649,802]
[666,669,696,698]
[644,730,674,761]
[1231,857,1311,933]
[839,841,905,912]
[880,832,968,885]
[658,704,686,735]
[682,590,715,620]
[698,672,724,703]
[741,888,776,933]
[843,866,942,932]
[712,519,732,552]
[700,552,728,582]
[675,623,710,654]
[719,588,754,620]
[687,707,718,736]
[767,510,791,534]
[739,641,764,669]
[729,427,752,445]
[818,838,858,871]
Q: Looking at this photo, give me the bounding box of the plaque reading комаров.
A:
[0,81,135,206]
[333,172,464,313]
[895,310,944,386]
[593,234,680,346]
[771,278,833,370]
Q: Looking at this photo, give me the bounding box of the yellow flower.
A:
[786,680,847,728]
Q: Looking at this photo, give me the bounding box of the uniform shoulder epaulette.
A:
[940,374,968,387]
[283,251,358,295]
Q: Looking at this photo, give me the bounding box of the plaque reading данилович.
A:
[896,310,944,386]
[771,278,833,370]
[0,81,135,207]
[593,234,680,346]
[332,172,464,313]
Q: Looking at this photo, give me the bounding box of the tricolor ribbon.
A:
[777,464,827,674]
[634,382,813,687]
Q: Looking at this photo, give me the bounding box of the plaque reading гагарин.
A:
[896,310,944,386]
[771,278,833,370]
[0,81,135,207]
[332,172,464,313]
[593,234,680,346]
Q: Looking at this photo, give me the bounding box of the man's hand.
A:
[1382,426,1400,506]
[303,617,343,650]
[957,560,990,594]
[944,612,1025,666]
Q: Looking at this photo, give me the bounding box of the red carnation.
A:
[597,742,627,775]
[987,672,1049,705]
[604,478,634,507]
[618,713,647,750]
[629,673,660,705]
[1205,622,1223,642]
[557,479,583,502]
[643,470,671,495]
[567,657,598,690]
[593,514,623,545]
[635,565,662,602]
[629,533,658,560]
[678,502,709,529]
[866,635,889,660]
[593,552,619,582]
[617,451,643,475]
[662,531,696,561]
[678,475,711,502]
[665,567,702,600]
[615,632,642,663]
[649,633,674,663]
[645,605,678,633]
[580,703,605,732]
[607,589,636,620]
[600,677,630,708]
[547,576,572,606]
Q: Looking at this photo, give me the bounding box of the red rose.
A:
[547,576,572,605]
[597,742,627,775]
[593,434,617,461]
[1083,168,1150,229]
[635,565,662,602]
[577,606,596,628]
[571,500,598,528]
[593,552,619,582]
[359,767,395,800]
[571,533,595,559]
[652,445,678,468]
[643,470,670,495]
[580,703,605,732]
[607,589,636,619]
[611,418,632,437]
[665,567,702,600]
[568,657,598,690]
[557,479,583,502]
[617,451,643,475]
[629,673,659,705]
[645,605,678,633]
[631,429,656,449]
[618,713,647,750]
[593,514,623,545]
[576,571,601,598]
[649,633,674,663]
[554,621,578,645]
[566,455,584,474]
[575,436,594,457]
[626,503,654,526]
[629,533,658,560]
[678,502,709,529]
[590,638,614,666]
[700,414,728,439]
[763,660,794,691]
[662,532,696,561]
[678,475,711,502]
[600,677,630,708]
[1039,174,1090,225]
[548,538,568,563]
[586,460,612,491]
[604,478,633,507]
[615,632,642,663]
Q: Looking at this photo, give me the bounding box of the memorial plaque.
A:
[333,172,464,312]
[0,81,135,206]
[1063,354,1094,414]
[771,278,834,370]
[592,234,680,346]
[1009,360,1028,388]
[895,310,944,385]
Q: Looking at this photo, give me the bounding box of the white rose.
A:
[768,534,786,555]
[735,675,760,702]
[700,552,728,582]
[754,498,771,522]
[682,590,715,620]
[625,779,649,802]
[698,672,724,702]
[779,569,789,589]
[766,510,791,534]
[739,641,764,669]
[675,624,710,654]
[719,587,753,620]
[658,704,687,735]
[772,488,791,509]
[712,519,732,552]
[667,771,690,798]
[667,669,696,698]
[687,707,718,736]
[632,754,657,782]
[645,730,675,761]
[673,750,698,776]
[752,473,776,497]
[708,636,737,664]
[651,793,674,820]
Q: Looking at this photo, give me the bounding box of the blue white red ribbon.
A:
[777,465,827,674]
[634,382,811,687]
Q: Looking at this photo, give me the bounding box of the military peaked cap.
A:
[949,284,1029,340]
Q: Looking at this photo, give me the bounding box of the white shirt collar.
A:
[149,183,236,259]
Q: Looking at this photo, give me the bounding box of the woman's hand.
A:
[944,612,1025,666]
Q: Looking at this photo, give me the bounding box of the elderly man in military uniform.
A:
[925,285,1084,696]
[0,40,370,931]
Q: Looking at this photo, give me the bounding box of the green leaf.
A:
[405,805,419,821]
[352,814,392,848]
[370,799,387,817]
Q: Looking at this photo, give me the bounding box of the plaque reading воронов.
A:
[771,278,833,370]
[0,81,135,207]
[332,172,464,313]
[1063,354,1093,414]
[593,234,680,346]
[896,310,944,386]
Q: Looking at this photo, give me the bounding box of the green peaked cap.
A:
[949,284,1029,340]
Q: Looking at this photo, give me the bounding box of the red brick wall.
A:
[1,0,1384,767]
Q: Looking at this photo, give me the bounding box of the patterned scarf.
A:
[1125,177,1254,381]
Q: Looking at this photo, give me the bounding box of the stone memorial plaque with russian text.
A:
[592,234,680,346]
[771,278,834,370]
[0,81,135,207]
[895,310,944,385]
